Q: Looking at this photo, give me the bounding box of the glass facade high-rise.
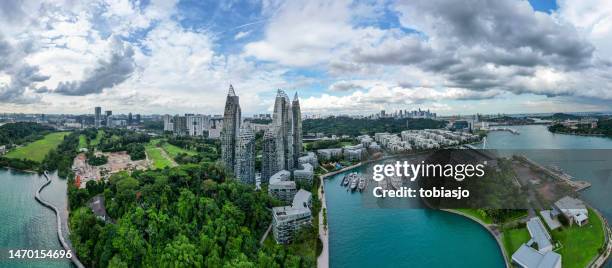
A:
[262,127,279,183]
[272,89,294,172]
[94,107,101,128]
[221,84,241,174]
[234,127,255,184]
[262,90,303,182]
[292,93,302,166]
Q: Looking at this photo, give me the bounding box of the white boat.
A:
[349,174,358,191]
[358,175,366,191]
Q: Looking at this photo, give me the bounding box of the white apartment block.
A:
[272,189,312,244]
[268,170,297,203]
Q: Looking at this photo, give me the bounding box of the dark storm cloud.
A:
[0,34,48,104]
[55,39,136,96]
[394,0,594,68]
[352,36,433,65]
[338,0,608,100]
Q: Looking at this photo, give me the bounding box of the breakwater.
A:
[36,172,84,268]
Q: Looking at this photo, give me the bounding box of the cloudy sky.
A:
[1,0,611,116]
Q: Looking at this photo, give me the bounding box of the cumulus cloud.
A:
[244,0,356,66]
[0,35,48,103]
[54,38,136,96]
[324,0,612,104]
[2,0,612,114]
[303,83,502,114]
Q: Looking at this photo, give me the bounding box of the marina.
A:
[340,172,367,192]
[326,125,612,267]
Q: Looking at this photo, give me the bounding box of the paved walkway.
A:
[37,172,84,268]
[259,223,272,245]
[317,179,329,268]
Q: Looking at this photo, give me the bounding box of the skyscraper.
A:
[105,110,112,127]
[94,107,101,128]
[292,93,302,166]
[234,126,255,184]
[221,84,241,173]
[262,127,279,183]
[262,89,305,182]
[272,89,294,172]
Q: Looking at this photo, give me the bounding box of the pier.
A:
[486,127,520,134]
[36,172,84,268]
[515,155,591,191]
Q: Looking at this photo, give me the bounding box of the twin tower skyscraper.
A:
[221,85,303,184]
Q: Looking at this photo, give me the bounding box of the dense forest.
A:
[303,138,358,151]
[68,163,320,267]
[484,116,535,125]
[166,136,221,164]
[142,120,164,131]
[303,117,446,136]
[538,113,582,121]
[0,122,54,146]
[96,128,149,160]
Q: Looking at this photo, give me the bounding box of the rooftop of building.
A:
[512,244,561,268]
[272,205,311,219]
[554,196,587,211]
[269,170,293,187]
[292,189,312,208]
[526,217,553,253]
[295,163,313,172]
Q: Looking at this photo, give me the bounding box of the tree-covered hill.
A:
[0,122,54,146]
[68,163,318,267]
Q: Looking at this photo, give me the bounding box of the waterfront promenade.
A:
[317,178,329,268]
[36,172,84,268]
[589,207,612,268]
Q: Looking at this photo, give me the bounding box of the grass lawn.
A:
[145,144,173,169]
[455,209,493,224]
[5,132,69,162]
[502,227,530,255]
[78,134,88,149]
[551,208,605,268]
[90,130,104,146]
[162,143,197,158]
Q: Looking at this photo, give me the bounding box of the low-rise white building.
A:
[511,217,561,268]
[293,163,314,185]
[298,152,318,169]
[317,148,343,161]
[272,189,312,244]
[268,170,296,202]
[553,196,588,226]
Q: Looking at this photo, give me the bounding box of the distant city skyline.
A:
[1,0,611,115]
